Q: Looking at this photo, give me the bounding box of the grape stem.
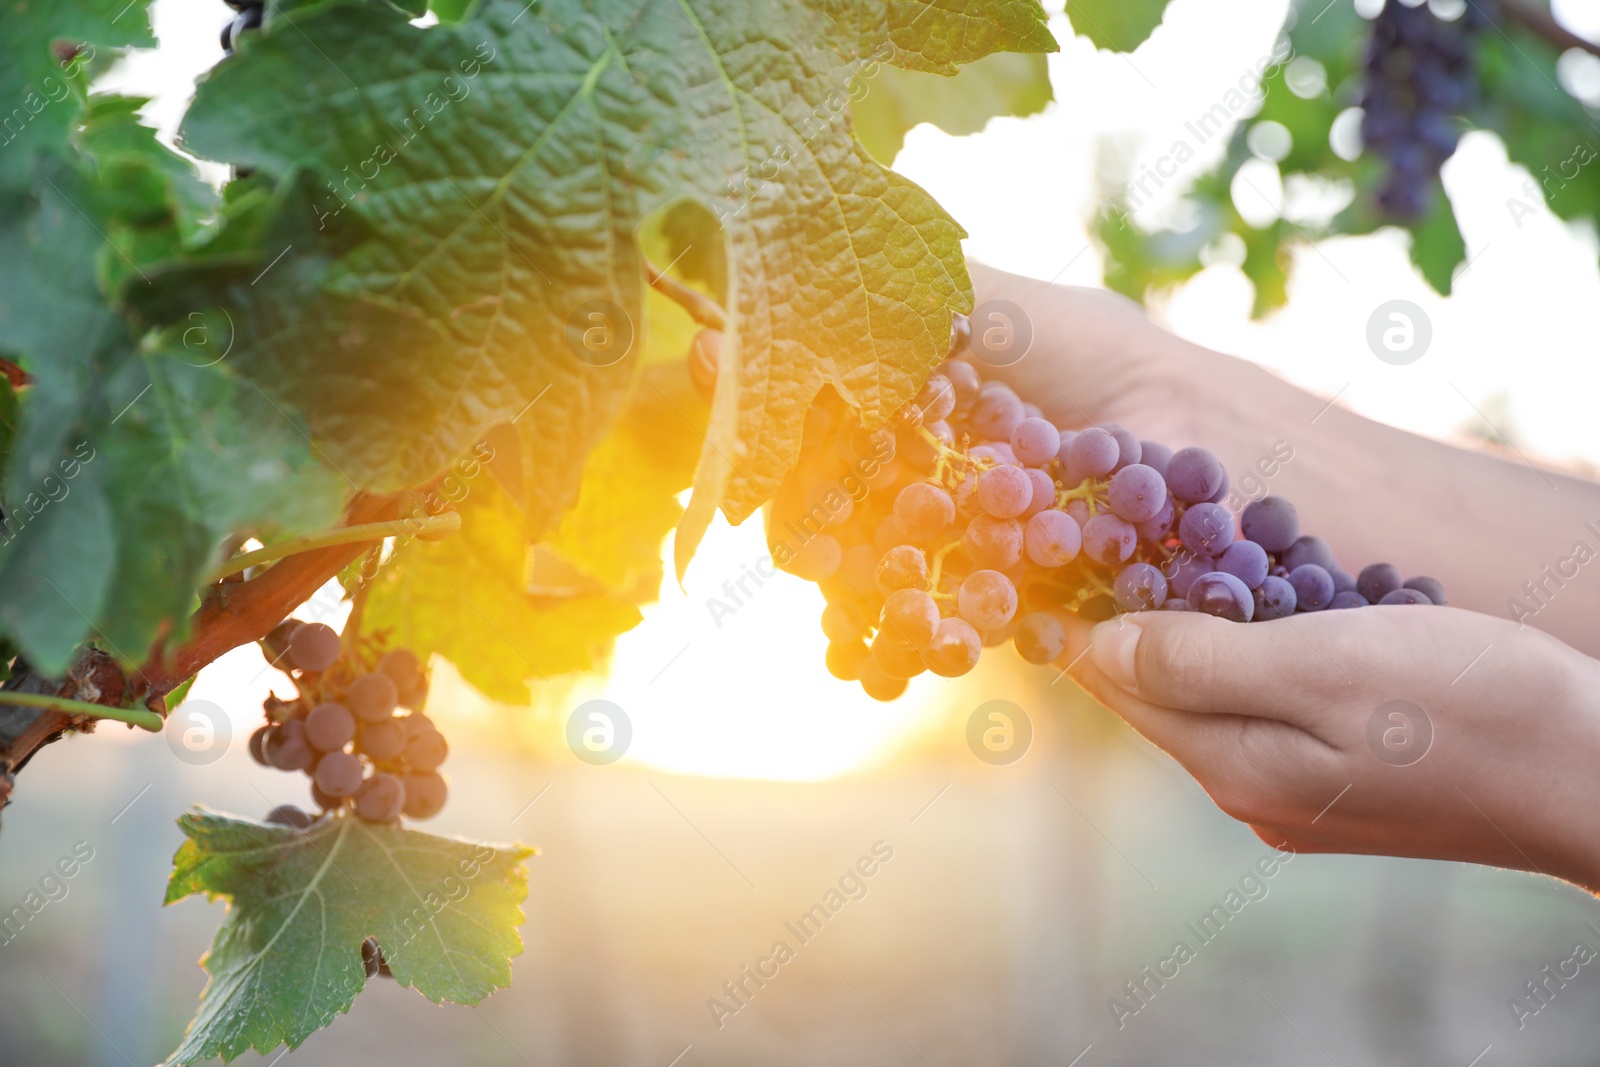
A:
[1500,0,1600,58]
[206,513,461,584]
[644,258,727,331]
[0,357,31,388]
[0,691,161,732]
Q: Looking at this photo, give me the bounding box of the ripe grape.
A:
[977,463,1033,519]
[265,804,312,829]
[1166,447,1225,504]
[1357,562,1403,604]
[880,588,941,649]
[1068,427,1120,479]
[287,622,341,671]
[1134,498,1175,542]
[402,772,449,820]
[1254,575,1297,620]
[1165,552,1215,598]
[355,773,406,823]
[1024,509,1081,567]
[347,672,399,722]
[850,426,896,463]
[304,701,356,752]
[971,385,1025,440]
[1082,513,1136,565]
[1010,417,1060,466]
[1331,569,1358,595]
[313,751,363,798]
[1113,562,1168,612]
[964,514,1024,569]
[249,724,271,767]
[1103,425,1142,472]
[916,374,957,422]
[1404,576,1446,605]
[857,660,909,701]
[876,544,929,593]
[1283,535,1337,572]
[1107,464,1167,523]
[1329,590,1369,610]
[404,728,449,772]
[1178,502,1234,556]
[826,639,870,681]
[1161,598,1192,611]
[894,483,955,543]
[970,442,1018,467]
[1379,588,1434,606]
[1241,496,1299,553]
[1188,572,1255,623]
[957,570,1017,632]
[821,602,868,644]
[940,359,981,414]
[1139,441,1173,478]
[1216,540,1269,590]
[357,719,407,762]
[787,533,842,581]
[265,720,314,771]
[1288,564,1335,612]
[871,632,927,679]
[923,617,982,677]
[1014,612,1068,664]
[1020,467,1055,519]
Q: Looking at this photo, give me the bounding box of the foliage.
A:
[163,809,534,1064]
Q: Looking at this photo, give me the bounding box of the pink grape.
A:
[957,570,1018,632]
[977,463,1033,518]
[1024,509,1081,567]
[1010,417,1060,466]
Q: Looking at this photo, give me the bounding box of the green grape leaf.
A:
[174,0,1052,573]
[852,50,1052,163]
[163,809,534,1064]
[1403,187,1466,295]
[0,0,155,192]
[1066,0,1169,52]
[364,476,643,703]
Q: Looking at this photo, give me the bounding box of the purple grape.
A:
[877,545,929,593]
[916,374,956,422]
[1011,417,1060,466]
[1160,598,1193,611]
[1064,498,1090,528]
[971,442,1019,467]
[1021,467,1055,519]
[965,514,1024,569]
[1283,536,1337,572]
[1135,498,1176,542]
[894,483,955,543]
[978,463,1033,519]
[1139,441,1173,478]
[971,386,1025,441]
[1082,513,1136,565]
[1330,569,1358,595]
[1165,552,1216,598]
[1403,576,1447,605]
[940,359,981,413]
[924,617,982,677]
[1166,447,1225,503]
[1103,425,1142,472]
[1024,509,1081,567]
[1357,562,1403,604]
[1014,612,1068,664]
[1204,469,1230,504]
[1240,496,1299,554]
[1216,540,1269,589]
[1379,588,1434,606]
[1114,562,1168,612]
[958,570,1018,631]
[1329,591,1369,610]
[1107,464,1168,523]
[1068,427,1120,479]
[1055,429,1078,471]
[1178,502,1234,556]
[1288,564,1335,612]
[1253,575,1297,620]
[1188,571,1255,622]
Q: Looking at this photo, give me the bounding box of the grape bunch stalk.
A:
[762,314,1446,702]
[248,621,449,823]
[1360,0,1486,221]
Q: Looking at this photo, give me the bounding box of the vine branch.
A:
[205,512,459,584]
[644,258,727,331]
[1500,0,1600,59]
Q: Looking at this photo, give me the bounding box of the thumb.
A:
[1086,611,1358,724]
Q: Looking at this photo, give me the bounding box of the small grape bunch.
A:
[249,621,450,824]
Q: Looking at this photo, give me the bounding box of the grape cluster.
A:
[1359,0,1484,221]
[248,621,449,823]
[774,315,1446,701]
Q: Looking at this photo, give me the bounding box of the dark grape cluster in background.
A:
[248,621,448,823]
[1360,0,1486,221]
[771,314,1446,702]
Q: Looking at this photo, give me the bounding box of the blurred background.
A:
[5,0,1600,1063]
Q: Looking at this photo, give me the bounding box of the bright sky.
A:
[107,0,1600,780]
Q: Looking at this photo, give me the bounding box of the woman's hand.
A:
[1059,607,1600,892]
